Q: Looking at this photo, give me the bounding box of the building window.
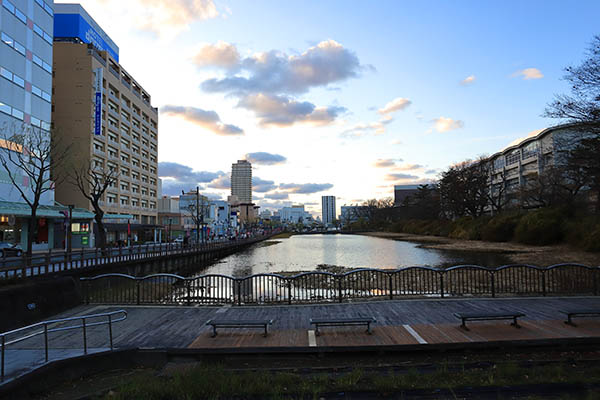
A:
[505,150,520,166]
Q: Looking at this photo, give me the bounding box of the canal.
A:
[199,234,511,277]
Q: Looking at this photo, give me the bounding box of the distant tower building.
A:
[321,196,336,226]
[231,160,252,203]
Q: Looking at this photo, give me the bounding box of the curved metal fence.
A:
[81,263,600,306]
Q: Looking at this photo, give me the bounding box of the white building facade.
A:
[280,205,312,224]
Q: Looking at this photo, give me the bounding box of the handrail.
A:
[0,310,127,380]
[80,264,600,307]
[0,232,278,280]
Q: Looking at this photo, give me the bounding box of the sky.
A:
[56,0,600,217]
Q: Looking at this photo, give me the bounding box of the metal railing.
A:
[81,263,600,306]
[0,310,127,380]
[0,234,275,281]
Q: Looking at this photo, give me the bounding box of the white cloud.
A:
[87,0,219,38]
[200,40,363,95]
[237,93,345,127]
[512,68,543,80]
[384,173,420,181]
[192,41,240,69]
[378,97,412,115]
[431,117,464,133]
[160,105,244,135]
[460,75,476,85]
[244,152,287,165]
[395,164,424,171]
[373,159,397,168]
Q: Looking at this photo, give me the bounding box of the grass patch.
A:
[102,361,600,399]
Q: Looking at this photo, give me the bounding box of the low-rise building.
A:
[280,205,312,224]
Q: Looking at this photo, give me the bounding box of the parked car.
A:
[0,242,23,257]
[173,237,184,244]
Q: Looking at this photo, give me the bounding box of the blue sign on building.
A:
[94,92,102,135]
[54,13,119,61]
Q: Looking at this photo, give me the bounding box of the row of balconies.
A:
[106,120,157,150]
[99,200,157,212]
[105,91,157,134]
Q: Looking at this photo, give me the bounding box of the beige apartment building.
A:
[51,4,159,241]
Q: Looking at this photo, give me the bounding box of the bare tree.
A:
[439,157,489,218]
[0,124,70,256]
[544,35,600,128]
[544,35,600,212]
[184,195,210,243]
[68,161,118,249]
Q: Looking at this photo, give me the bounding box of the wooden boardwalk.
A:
[3,297,600,381]
[8,296,600,349]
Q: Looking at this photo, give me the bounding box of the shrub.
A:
[481,212,522,242]
[514,208,565,245]
[582,225,600,252]
[448,216,490,240]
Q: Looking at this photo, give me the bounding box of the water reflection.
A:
[199,234,511,276]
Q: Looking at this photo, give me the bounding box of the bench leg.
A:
[366,322,372,335]
[460,319,469,331]
[264,324,268,337]
[211,325,217,338]
[315,325,320,336]
[565,315,577,327]
[511,317,521,328]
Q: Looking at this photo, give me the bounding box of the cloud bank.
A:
[278,183,334,194]
[238,94,345,127]
[244,152,287,165]
[195,40,363,127]
[160,105,244,135]
[159,161,223,195]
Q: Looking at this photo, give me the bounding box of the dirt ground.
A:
[361,232,600,267]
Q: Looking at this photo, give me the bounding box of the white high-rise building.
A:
[321,195,336,226]
[231,160,252,203]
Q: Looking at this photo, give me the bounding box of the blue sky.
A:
[57,0,600,216]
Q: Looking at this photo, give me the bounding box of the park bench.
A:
[309,317,376,336]
[562,310,600,326]
[205,319,273,337]
[454,311,525,331]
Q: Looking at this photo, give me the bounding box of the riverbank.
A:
[361,232,600,266]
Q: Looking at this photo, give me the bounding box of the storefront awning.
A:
[0,201,94,219]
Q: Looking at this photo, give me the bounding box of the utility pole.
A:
[196,186,200,245]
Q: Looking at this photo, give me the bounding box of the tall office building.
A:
[0,0,65,249]
[51,4,159,241]
[1,0,54,134]
[231,160,252,203]
[321,195,336,226]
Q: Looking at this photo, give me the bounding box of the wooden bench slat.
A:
[309,317,376,336]
[453,311,525,331]
[206,319,273,337]
[561,310,600,326]
[310,317,376,323]
[454,312,525,318]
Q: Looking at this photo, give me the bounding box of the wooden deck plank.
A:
[11,297,600,351]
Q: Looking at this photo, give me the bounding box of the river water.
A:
[200,234,511,277]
